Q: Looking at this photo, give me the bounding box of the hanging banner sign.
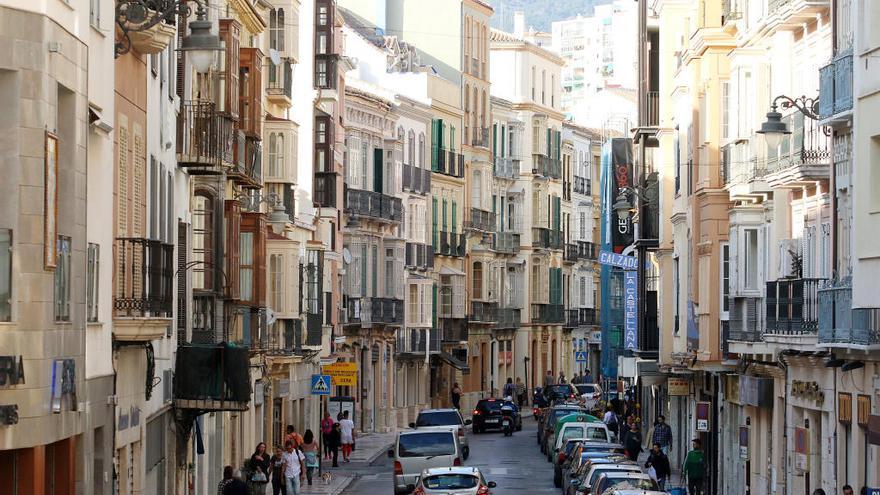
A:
[624,271,638,350]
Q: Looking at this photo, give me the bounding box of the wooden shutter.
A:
[492,123,497,157]
[132,125,146,237]
[218,20,241,118]
[453,275,465,318]
[239,48,263,138]
[225,200,241,300]
[373,148,383,193]
[432,198,438,248]
[431,119,440,169]
[177,222,189,342]
[176,13,188,99]
[395,246,405,300]
[553,196,561,231]
[451,200,457,234]
[546,128,551,156]
[838,392,852,423]
[117,117,129,237]
[442,199,448,231]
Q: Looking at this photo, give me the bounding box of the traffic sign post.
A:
[574,351,588,363]
[311,374,331,395]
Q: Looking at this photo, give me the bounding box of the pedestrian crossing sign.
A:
[574,351,588,363]
[311,374,331,395]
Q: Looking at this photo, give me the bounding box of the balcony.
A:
[402,164,431,194]
[532,154,561,179]
[765,278,823,335]
[565,241,598,263]
[173,343,251,411]
[818,283,880,348]
[267,60,293,106]
[470,301,498,323]
[496,308,521,330]
[177,100,234,172]
[728,297,764,342]
[113,237,173,342]
[564,308,599,328]
[465,208,496,232]
[432,147,464,178]
[121,8,176,55]
[765,118,830,188]
[230,137,263,189]
[314,172,338,208]
[437,231,466,257]
[346,297,404,326]
[573,176,591,195]
[530,303,565,324]
[396,328,440,356]
[492,231,520,254]
[471,127,490,149]
[345,188,403,223]
[642,91,659,127]
[532,227,563,250]
[768,0,830,28]
[722,0,743,24]
[440,317,468,342]
[819,53,853,123]
[405,242,434,270]
[493,156,519,179]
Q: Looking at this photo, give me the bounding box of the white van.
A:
[389,428,463,495]
[554,422,613,453]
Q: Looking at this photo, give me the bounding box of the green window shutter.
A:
[432,283,438,327]
[432,119,440,170]
[549,269,556,304]
[492,123,497,157]
[439,122,445,152]
[432,198,439,248]
[501,125,506,156]
[546,128,551,157]
[556,131,561,160]
[442,198,448,232]
[553,196,561,231]
[373,148,383,193]
[499,196,505,232]
[450,125,455,151]
[451,200,457,234]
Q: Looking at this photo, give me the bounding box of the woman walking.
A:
[451,382,462,410]
[301,430,320,486]
[269,446,286,495]
[248,442,270,493]
[321,411,335,460]
[327,423,342,467]
[339,411,356,463]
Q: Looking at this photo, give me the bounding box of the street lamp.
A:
[757,95,829,147]
[612,192,633,222]
[116,0,224,69]
[235,192,291,234]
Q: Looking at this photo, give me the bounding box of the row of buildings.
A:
[0,0,614,492]
[625,0,880,493]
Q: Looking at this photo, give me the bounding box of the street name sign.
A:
[598,250,638,270]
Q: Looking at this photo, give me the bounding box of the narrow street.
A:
[341,418,557,495]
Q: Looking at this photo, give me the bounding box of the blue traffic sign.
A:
[311,374,331,395]
[574,351,588,363]
[598,250,639,270]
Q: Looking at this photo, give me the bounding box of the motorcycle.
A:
[500,405,515,437]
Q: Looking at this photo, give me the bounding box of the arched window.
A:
[268,132,284,177]
[471,169,482,208]
[408,130,416,166]
[473,261,483,300]
[193,193,214,290]
[418,133,425,168]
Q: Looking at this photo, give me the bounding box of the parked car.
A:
[592,473,659,495]
[408,467,497,495]
[389,428,462,495]
[553,439,587,487]
[561,453,629,495]
[552,419,613,459]
[543,383,578,403]
[472,398,522,433]
[569,463,641,495]
[575,383,602,410]
[541,406,590,456]
[412,408,472,460]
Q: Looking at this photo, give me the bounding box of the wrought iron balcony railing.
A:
[470,301,498,323]
[819,53,853,120]
[564,308,599,328]
[345,188,403,223]
[495,308,521,329]
[114,237,173,318]
[531,303,565,324]
[532,153,562,179]
[173,343,251,411]
[402,163,431,194]
[230,136,263,188]
[471,127,490,148]
[492,231,521,254]
[440,317,468,342]
[345,297,404,326]
[396,327,440,355]
[437,231,466,257]
[405,242,434,270]
[465,207,496,232]
[432,147,464,178]
[493,155,519,179]
[765,278,824,335]
[818,281,880,347]
[574,176,591,195]
[177,100,234,170]
[532,227,564,250]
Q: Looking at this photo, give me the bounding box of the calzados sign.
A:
[598,250,638,270]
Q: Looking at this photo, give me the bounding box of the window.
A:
[270,254,282,312]
[418,133,426,167]
[473,262,483,300]
[317,5,328,25]
[407,130,416,165]
[0,229,10,321]
[54,236,71,321]
[90,0,100,28]
[315,59,328,88]
[541,70,546,104]
[721,81,730,140]
[579,211,586,239]
[744,228,759,291]
[440,275,453,315]
[551,75,555,107]
[409,284,419,323]
[673,257,680,334]
[240,232,254,301]
[471,170,482,208]
[268,132,284,177]
[87,243,99,322]
[270,8,285,51]
[317,32,328,54]
[720,242,730,317]
[531,66,536,100]
[193,194,214,290]
[385,248,395,298]
[371,245,378,297]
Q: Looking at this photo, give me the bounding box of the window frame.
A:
[0,229,11,321]
[87,242,99,323]
[54,235,72,322]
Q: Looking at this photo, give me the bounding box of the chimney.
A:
[513,11,525,38]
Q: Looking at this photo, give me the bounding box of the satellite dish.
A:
[268,48,281,66]
[266,308,277,325]
[342,248,352,265]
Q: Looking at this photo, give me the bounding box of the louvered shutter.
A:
[176,13,188,99]
[542,267,550,303]
[546,128,551,156]
[396,246,405,300]
[432,198,438,248]
[553,196,561,231]
[432,283,438,328]
[501,125,506,156]
[177,222,189,342]
[492,123,497,158]
[117,118,129,237]
[451,200,457,234]
[132,126,145,237]
[453,275,465,318]
[442,199,448,231]
[349,244,361,296]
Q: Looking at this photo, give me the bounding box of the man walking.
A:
[645,443,671,490]
[515,377,526,407]
[682,438,706,495]
[624,423,642,461]
[281,441,306,495]
[503,377,516,399]
[543,370,555,388]
[583,369,592,384]
[651,415,673,455]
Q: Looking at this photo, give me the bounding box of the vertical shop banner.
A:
[624,270,638,350]
[608,138,634,251]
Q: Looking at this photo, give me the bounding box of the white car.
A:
[412,408,472,460]
[593,472,661,495]
[571,463,641,494]
[389,428,463,495]
[410,466,497,495]
[575,384,603,410]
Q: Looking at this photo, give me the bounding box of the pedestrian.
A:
[603,406,619,441]
[515,377,526,407]
[339,410,356,462]
[269,446,286,495]
[682,438,706,495]
[812,490,826,495]
[218,466,235,495]
[222,470,249,495]
[451,382,462,410]
[645,442,671,490]
[503,377,516,398]
[248,442,271,486]
[321,411,335,460]
[300,430,320,486]
[281,440,306,495]
[624,423,642,461]
[842,486,854,495]
[652,415,673,455]
[558,371,566,384]
[327,422,342,467]
[584,369,592,384]
[543,370,555,388]
[284,425,303,450]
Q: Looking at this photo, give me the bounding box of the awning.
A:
[432,352,470,373]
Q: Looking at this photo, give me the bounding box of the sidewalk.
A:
[297,430,397,495]
[348,430,398,463]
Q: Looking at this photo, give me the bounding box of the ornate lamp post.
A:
[757,95,830,148]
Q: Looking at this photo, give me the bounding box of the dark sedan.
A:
[471,398,522,433]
